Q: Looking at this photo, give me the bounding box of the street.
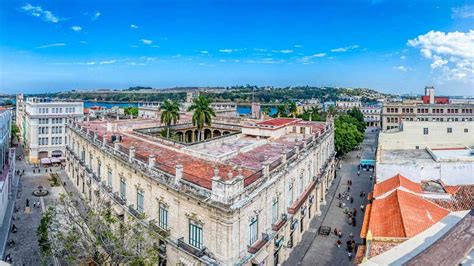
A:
[285,129,377,265]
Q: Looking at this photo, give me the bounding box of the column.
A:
[315,185,321,216]
[321,177,327,205]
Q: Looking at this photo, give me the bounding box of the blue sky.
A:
[0,0,473,95]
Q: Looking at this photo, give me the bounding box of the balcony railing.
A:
[247,233,270,254]
[271,214,288,231]
[177,237,205,258]
[128,205,145,219]
[113,192,126,205]
[149,220,171,238]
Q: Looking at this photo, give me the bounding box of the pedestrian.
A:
[338,201,342,208]
[338,230,342,238]
[346,240,351,251]
[347,195,350,201]
[351,241,356,252]
[363,192,366,197]
[336,240,341,248]
[349,180,352,186]
[350,197,354,204]
[347,180,350,186]
[347,186,351,192]
[352,217,357,227]
[353,208,358,216]
[26,199,29,207]
[360,204,365,212]
[37,201,41,208]
[357,170,360,176]
[348,252,353,260]
[334,228,338,236]
[338,193,341,199]
[359,191,363,197]
[349,232,354,239]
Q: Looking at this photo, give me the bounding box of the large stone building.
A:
[65,117,336,265]
[376,121,474,185]
[22,98,83,162]
[381,87,474,131]
[361,106,381,128]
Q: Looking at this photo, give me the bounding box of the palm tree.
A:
[288,102,298,118]
[159,100,180,138]
[308,106,321,121]
[261,107,271,117]
[187,95,216,141]
[276,104,288,118]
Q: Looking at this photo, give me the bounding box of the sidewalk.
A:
[284,129,377,265]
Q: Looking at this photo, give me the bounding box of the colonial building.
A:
[361,106,381,128]
[65,117,336,265]
[335,100,361,111]
[0,109,15,227]
[381,87,474,131]
[23,98,83,162]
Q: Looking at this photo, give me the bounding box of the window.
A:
[465,128,469,133]
[107,168,113,188]
[159,204,168,229]
[136,190,144,213]
[189,222,203,249]
[423,128,429,135]
[120,178,126,200]
[416,146,419,149]
[272,198,279,224]
[288,183,293,206]
[447,128,452,133]
[249,216,258,245]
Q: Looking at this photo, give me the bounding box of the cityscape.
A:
[0,1,473,266]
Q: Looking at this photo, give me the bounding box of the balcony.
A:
[153,242,167,258]
[149,220,171,238]
[247,233,270,254]
[272,214,288,231]
[92,173,100,182]
[287,180,316,215]
[177,237,205,258]
[113,192,126,205]
[128,205,145,219]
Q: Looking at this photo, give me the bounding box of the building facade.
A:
[0,109,15,227]
[381,87,474,131]
[335,100,361,111]
[24,98,83,162]
[65,117,336,265]
[361,106,381,128]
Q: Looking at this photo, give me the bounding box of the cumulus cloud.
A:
[298,53,326,64]
[393,66,407,72]
[131,24,138,29]
[273,49,294,54]
[219,49,234,53]
[140,39,153,45]
[331,45,359,52]
[71,26,82,32]
[36,43,66,49]
[21,3,60,23]
[408,30,474,82]
[452,5,474,19]
[99,60,117,65]
[200,50,209,54]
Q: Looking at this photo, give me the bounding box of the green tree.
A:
[187,95,216,141]
[123,107,138,116]
[334,115,364,155]
[11,124,19,142]
[261,107,271,116]
[276,104,288,118]
[159,99,180,138]
[288,102,298,118]
[38,193,161,265]
[347,107,365,124]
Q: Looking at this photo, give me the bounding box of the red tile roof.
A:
[256,118,298,127]
[373,174,422,198]
[368,189,449,238]
[429,185,474,211]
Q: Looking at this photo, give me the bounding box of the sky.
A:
[0,0,473,96]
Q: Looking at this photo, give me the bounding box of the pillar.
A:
[315,184,322,216]
[320,178,326,205]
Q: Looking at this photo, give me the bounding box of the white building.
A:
[0,109,15,227]
[24,98,83,162]
[376,121,474,185]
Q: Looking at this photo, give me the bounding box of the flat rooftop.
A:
[75,118,328,190]
[379,148,474,164]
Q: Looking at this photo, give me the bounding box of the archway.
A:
[204,129,212,140]
[223,131,230,135]
[51,150,63,157]
[38,151,49,159]
[185,130,193,143]
[213,130,222,137]
[176,132,184,142]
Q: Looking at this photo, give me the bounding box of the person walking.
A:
[350,197,354,204]
[353,208,358,217]
[352,217,357,227]
[336,240,342,248]
[338,230,342,238]
[360,204,365,212]
[347,186,351,192]
[334,228,338,236]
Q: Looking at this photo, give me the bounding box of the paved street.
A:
[285,129,377,266]
[3,147,64,265]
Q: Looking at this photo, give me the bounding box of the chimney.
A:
[425,86,435,104]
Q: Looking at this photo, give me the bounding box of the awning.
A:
[251,249,269,264]
[50,158,61,163]
[40,158,52,164]
[58,157,66,161]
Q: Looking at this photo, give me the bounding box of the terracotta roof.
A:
[373,173,422,198]
[83,108,90,114]
[360,203,372,238]
[429,185,474,211]
[368,189,449,238]
[256,118,298,127]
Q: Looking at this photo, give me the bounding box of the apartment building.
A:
[0,109,15,227]
[381,87,474,131]
[23,98,83,162]
[65,117,336,265]
[361,106,381,127]
[335,100,361,111]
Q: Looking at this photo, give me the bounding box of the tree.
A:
[11,124,19,142]
[38,193,161,265]
[123,107,138,116]
[276,104,288,118]
[159,100,180,138]
[288,102,298,118]
[334,115,364,155]
[187,95,216,141]
[261,107,271,116]
[302,106,323,121]
[347,107,365,124]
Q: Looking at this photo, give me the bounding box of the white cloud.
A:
[245,58,285,64]
[452,5,474,19]
[400,55,406,60]
[92,11,101,20]
[298,53,326,64]
[330,45,359,52]
[393,66,407,72]
[131,24,138,29]
[408,30,474,82]
[21,3,60,23]
[253,48,267,52]
[294,44,303,48]
[273,49,294,54]
[71,26,82,32]
[99,60,116,65]
[200,51,209,54]
[140,39,153,45]
[219,49,234,53]
[36,43,66,49]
